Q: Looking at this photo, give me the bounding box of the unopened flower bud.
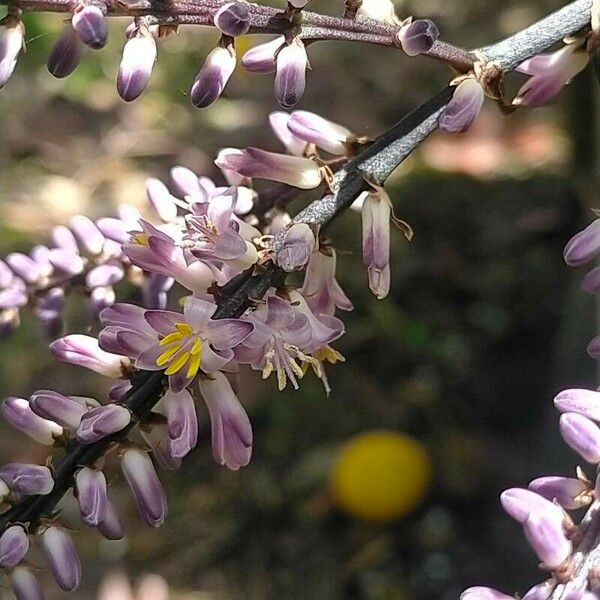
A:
[241,36,283,73]
[117,26,157,102]
[75,467,108,526]
[0,15,24,90]
[277,223,316,272]
[287,110,352,155]
[97,500,124,540]
[76,404,131,443]
[10,567,44,600]
[1,397,63,444]
[521,580,556,600]
[268,111,306,156]
[397,19,439,56]
[500,487,564,523]
[529,476,591,510]
[564,219,600,266]
[164,389,198,459]
[6,253,41,284]
[523,510,572,569]
[72,5,108,49]
[554,388,600,422]
[190,44,236,109]
[275,39,308,108]
[50,334,127,377]
[0,526,29,568]
[42,526,81,592]
[560,412,600,463]
[460,588,514,600]
[0,463,54,495]
[49,23,86,78]
[70,214,105,255]
[439,78,484,133]
[29,390,93,429]
[214,2,250,37]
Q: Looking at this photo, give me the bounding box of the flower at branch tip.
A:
[50,334,129,378]
[397,19,439,57]
[499,487,564,524]
[199,372,252,470]
[121,448,167,528]
[241,36,284,73]
[439,78,484,134]
[1,397,63,444]
[76,404,131,443]
[47,22,86,79]
[275,38,308,108]
[287,110,353,156]
[269,111,307,156]
[42,526,81,592]
[564,218,600,267]
[216,147,322,189]
[0,526,29,569]
[523,509,572,570]
[190,44,237,109]
[559,412,600,463]
[214,2,251,37]
[72,5,108,50]
[554,388,600,422]
[29,389,96,430]
[163,388,198,459]
[529,476,591,510]
[460,587,515,600]
[10,567,44,600]
[514,43,589,107]
[0,15,24,90]
[76,467,109,526]
[0,463,54,496]
[356,0,398,24]
[98,500,124,540]
[276,223,316,272]
[117,25,157,102]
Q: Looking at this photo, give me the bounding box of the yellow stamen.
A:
[186,351,202,379]
[164,351,190,375]
[131,232,149,246]
[277,369,287,391]
[156,343,182,366]
[190,338,202,355]
[158,331,183,347]
[175,322,193,336]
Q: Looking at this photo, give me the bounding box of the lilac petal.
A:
[87,264,124,288]
[439,79,484,134]
[0,463,54,495]
[500,487,564,523]
[170,166,204,199]
[268,111,306,156]
[165,388,198,459]
[529,476,590,510]
[76,404,131,443]
[42,526,81,591]
[0,526,29,568]
[564,219,600,266]
[523,510,572,569]
[214,2,251,36]
[559,412,600,463]
[398,19,439,56]
[241,36,283,73]
[70,215,105,255]
[144,309,181,335]
[47,248,84,275]
[207,318,253,351]
[554,388,600,422]
[96,217,130,244]
[6,253,41,284]
[287,110,351,156]
[182,296,216,330]
[0,287,27,309]
[2,396,62,444]
[135,344,168,371]
[97,500,124,540]
[10,567,45,600]
[117,32,156,102]
[76,467,108,526]
[274,39,308,108]
[146,177,178,222]
[460,588,514,600]
[29,389,88,430]
[52,224,79,253]
[72,5,107,49]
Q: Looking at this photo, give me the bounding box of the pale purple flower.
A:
[70,214,106,256]
[42,526,81,591]
[190,44,237,109]
[6,252,42,284]
[214,2,251,36]
[439,78,485,133]
[500,487,564,524]
[76,404,131,443]
[276,223,316,272]
[72,5,107,49]
[117,26,157,102]
[523,509,572,569]
[564,218,600,267]
[300,249,353,316]
[50,334,128,378]
[47,23,84,79]
[1,396,63,444]
[554,388,600,422]
[121,449,167,528]
[199,372,252,470]
[29,389,95,430]
[87,264,124,288]
[397,19,439,57]
[146,178,178,223]
[163,388,198,459]
[559,412,600,463]
[0,15,24,89]
[529,476,591,510]
[97,500,124,540]
[141,420,181,471]
[581,265,600,293]
[241,36,283,73]
[76,467,109,526]
[0,526,29,568]
[269,111,306,156]
[0,463,54,495]
[514,43,589,107]
[362,188,391,299]
[10,567,45,600]
[460,588,514,600]
[287,110,352,156]
[215,147,322,189]
[275,38,308,107]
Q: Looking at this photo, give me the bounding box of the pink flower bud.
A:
[0,526,29,568]
[70,214,105,255]
[29,390,93,430]
[241,36,283,73]
[268,111,306,156]
[164,388,198,459]
[117,27,157,102]
[277,223,316,272]
[287,110,352,156]
[275,39,308,108]
[0,463,54,495]
[529,476,591,510]
[1,397,63,444]
[439,78,484,133]
[72,5,107,49]
[75,467,108,526]
[523,510,572,569]
[10,567,44,600]
[0,15,24,90]
[190,45,237,109]
[564,219,600,266]
[460,588,514,600]
[47,22,85,79]
[214,2,250,37]
[146,177,178,223]
[554,388,600,422]
[42,526,81,591]
[50,334,127,377]
[500,487,563,524]
[76,404,131,443]
[97,500,124,540]
[397,19,439,57]
[560,412,600,463]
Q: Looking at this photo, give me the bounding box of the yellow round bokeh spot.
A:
[330,431,432,522]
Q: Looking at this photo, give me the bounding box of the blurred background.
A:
[0,0,599,598]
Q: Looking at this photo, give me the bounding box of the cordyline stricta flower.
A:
[275,38,309,107]
[439,78,485,133]
[190,42,237,109]
[47,22,86,79]
[99,297,253,391]
[0,14,24,89]
[117,24,157,102]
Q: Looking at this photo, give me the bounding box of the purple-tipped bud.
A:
[268,111,306,156]
[581,266,600,294]
[0,15,24,90]
[521,580,556,600]
[0,286,26,310]
[117,27,157,102]
[6,253,41,284]
[529,476,591,510]
[215,147,322,189]
[29,390,91,429]
[87,264,124,288]
[1,397,63,444]
[275,39,308,108]
[190,44,237,109]
[0,463,54,495]
[165,389,198,460]
[0,526,29,568]
[460,588,514,600]
[500,487,564,524]
[439,78,484,133]
[146,178,178,223]
[70,215,105,255]
[50,334,127,377]
[97,500,124,540]
[121,449,167,528]
[287,110,352,156]
[76,404,131,443]
[564,219,600,267]
[75,467,108,526]
[560,412,600,463]
[214,2,250,37]
[397,19,439,56]
[554,389,600,422]
[241,36,283,73]
[523,510,572,569]
[42,526,81,592]
[10,567,44,600]
[276,223,316,272]
[72,5,107,49]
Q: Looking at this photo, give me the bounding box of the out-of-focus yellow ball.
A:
[330,431,431,522]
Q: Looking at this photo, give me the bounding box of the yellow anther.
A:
[158,331,183,347]
[164,351,190,375]
[316,346,345,364]
[277,369,287,391]
[175,322,193,336]
[190,338,202,355]
[156,343,182,366]
[186,351,202,379]
[131,232,149,246]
